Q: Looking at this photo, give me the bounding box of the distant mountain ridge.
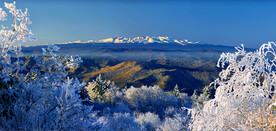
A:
[60,36,199,45]
[21,37,254,95]
[23,36,257,59]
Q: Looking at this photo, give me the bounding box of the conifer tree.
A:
[171,84,180,97]
[85,74,116,101]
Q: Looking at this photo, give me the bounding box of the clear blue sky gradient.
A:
[4,0,276,48]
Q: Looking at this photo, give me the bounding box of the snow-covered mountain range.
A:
[23,36,247,58]
[60,36,199,45]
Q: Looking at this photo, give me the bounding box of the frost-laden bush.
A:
[86,76,192,115]
[136,112,161,130]
[125,85,191,115]
[0,2,98,130]
[85,77,193,130]
[159,113,190,131]
[157,107,192,131]
[192,43,276,130]
[99,113,141,131]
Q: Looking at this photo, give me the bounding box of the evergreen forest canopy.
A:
[0,2,275,130]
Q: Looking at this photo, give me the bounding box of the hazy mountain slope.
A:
[67,57,219,95]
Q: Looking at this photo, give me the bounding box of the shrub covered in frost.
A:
[192,43,276,130]
[125,85,191,115]
[136,112,161,130]
[99,113,141,131]
[85,77,193,130]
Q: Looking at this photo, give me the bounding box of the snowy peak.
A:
[95,36,199,45]
[60,36,199,45]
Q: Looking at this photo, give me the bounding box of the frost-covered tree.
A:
[0,2,98,130]
[192,86,211,110]
[171,84,180,97]
[85,74,117,101]
[1,77,98,130]
[192,42,276,130]
[0,1,35,121]
[52,78,98,130]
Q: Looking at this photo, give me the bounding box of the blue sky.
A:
[4,0,276,48]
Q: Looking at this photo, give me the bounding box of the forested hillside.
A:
[67,57,219,95]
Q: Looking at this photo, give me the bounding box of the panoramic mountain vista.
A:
[23,36,240,56]
[1,1,276,131]
[22,36,233,94]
